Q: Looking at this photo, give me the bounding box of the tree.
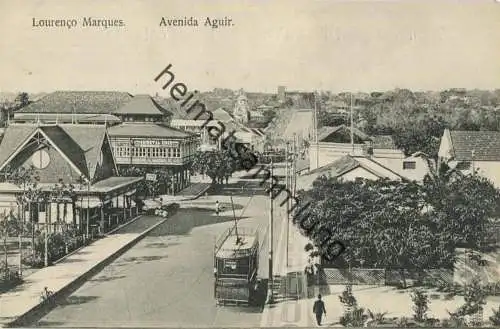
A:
[293,176,455,288]
[190,149,237,184]
[0,210,20,272]
[424,172,500,250]
[14,92,30,109]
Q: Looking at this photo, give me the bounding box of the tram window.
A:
[224,260,237,271]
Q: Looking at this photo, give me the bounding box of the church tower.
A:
[233,89,250,124]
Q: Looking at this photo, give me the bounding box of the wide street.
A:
[34,175,291,327]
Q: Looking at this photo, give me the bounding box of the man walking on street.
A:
[313,294,326,326]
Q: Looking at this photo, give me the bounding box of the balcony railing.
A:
[114,156,188,166]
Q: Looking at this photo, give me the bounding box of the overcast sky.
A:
[0,0,499,94]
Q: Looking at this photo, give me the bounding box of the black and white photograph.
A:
[0,0,499,327]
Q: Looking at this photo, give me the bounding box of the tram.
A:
[213,225,259,306]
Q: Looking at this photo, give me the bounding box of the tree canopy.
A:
[190,149,238,184]
[293,171,500,270]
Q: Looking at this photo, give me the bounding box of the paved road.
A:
[35,180,288,327]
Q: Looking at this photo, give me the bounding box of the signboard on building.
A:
[145,174,157,181]
[134,139,180,147]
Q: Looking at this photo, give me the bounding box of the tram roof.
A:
[216,234,258,259]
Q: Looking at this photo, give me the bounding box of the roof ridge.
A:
[357,156,405,180]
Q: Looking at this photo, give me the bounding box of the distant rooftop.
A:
[18,91,133,114]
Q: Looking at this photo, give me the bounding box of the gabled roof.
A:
[297,155,403,189]
[0,125,38,169]
[115,95,169,116]
[317,125,370,142]
[18,91,133,114]
[107,123,194,139]
[448,129,500,161]
[0,124,109,181]
[40,126,89,177]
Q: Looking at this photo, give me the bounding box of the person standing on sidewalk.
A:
[313,294,327,326]
[215,200,220,216]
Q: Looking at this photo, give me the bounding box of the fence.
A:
[319,268,454,286]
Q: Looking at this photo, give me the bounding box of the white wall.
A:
[455,160,500,188]
[309,143,366,170]
[340,167,380,181]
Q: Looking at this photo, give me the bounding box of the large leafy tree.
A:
[293,171,498,287]
[190,149,237,184]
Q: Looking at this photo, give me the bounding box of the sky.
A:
[0,0,499,95]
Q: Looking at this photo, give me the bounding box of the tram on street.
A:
[213,225,259,306]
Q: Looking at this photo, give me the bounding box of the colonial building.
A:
[10,91,197,194]
[108,123,197,193]
[297,154,404,190]
[309,125,430,182]
[0,123,143,235]
[438,128,500,188]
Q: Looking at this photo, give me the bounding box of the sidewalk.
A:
[261,211,315,327]
[0,215,169,327]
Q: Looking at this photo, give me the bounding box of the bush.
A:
[339,284,358,310]
[395,316,413,328]
[447,278,486,326]
[339,307,367,327]
[0,263,23,292]
[411,289,429,322]
[25,229,86,266]
[489,306,500,326]
[22,253,48,268]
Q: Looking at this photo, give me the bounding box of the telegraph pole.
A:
[268,158,274,303]
[285,141,290,268]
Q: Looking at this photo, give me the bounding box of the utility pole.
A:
[87,182,90,240]
[350,93,354,154]
[44,194,49,267]
[293,134,297,198]
[285,141,290,268]
[314,92,319,169]
[268,158,274,303]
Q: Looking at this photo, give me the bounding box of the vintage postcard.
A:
[0,0,499,328]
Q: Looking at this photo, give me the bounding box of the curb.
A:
[52,215,142,266]
[5,216,169,328]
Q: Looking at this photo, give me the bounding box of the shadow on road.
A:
[114,255,168,265]
[209,181,267,197]
[58,295,99,307]
[35,320,67,327]
[144,241,181,249]
[88,275,127,283]
[147,209,249,237]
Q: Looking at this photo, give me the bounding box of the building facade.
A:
[10,91,198,195]
[108,123,198,194]
[309,125,430,182]
[438,128,500,188]
[0,123,143,235]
